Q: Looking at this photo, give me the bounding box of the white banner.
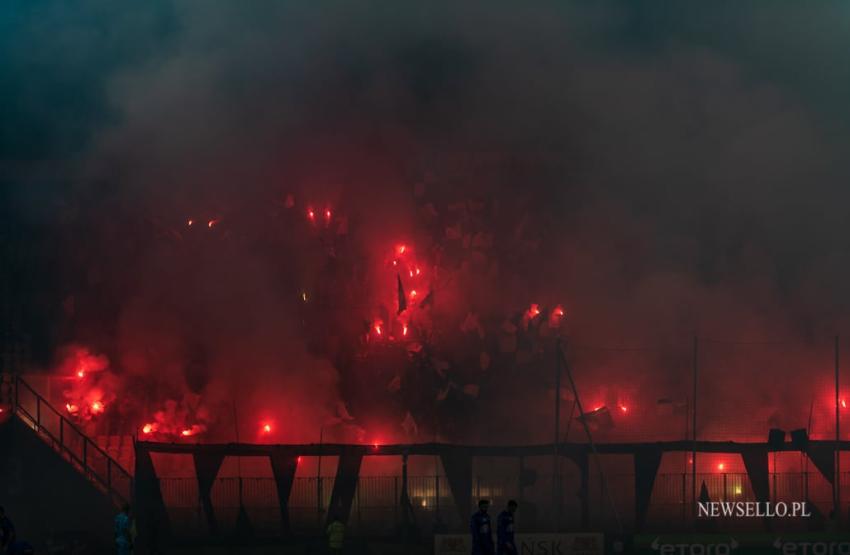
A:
[435,533,604,555]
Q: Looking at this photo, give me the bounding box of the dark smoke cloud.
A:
[5,1,850,443]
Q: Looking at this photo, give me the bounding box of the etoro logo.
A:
[650,536,739,554]
[773,537,850,554]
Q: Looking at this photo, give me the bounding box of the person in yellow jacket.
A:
[326,514,345,554]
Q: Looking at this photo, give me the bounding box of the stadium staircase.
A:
[0,373,133,507]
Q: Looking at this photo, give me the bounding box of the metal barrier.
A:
[9,374,133,507]
[151,471,840,535]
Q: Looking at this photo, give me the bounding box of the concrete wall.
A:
[0,416,116,552]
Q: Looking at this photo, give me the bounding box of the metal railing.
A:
[8,374,133,506]
[152,471,842,535]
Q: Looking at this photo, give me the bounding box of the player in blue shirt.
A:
[497,500,518,555]
[470,499,494,555]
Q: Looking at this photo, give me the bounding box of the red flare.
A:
[619,405,628,413]
[76,369,85,379]
[409,290,417,299]
[66,403,79,414]
[142,424,153,434]
[91,401,104,414]
[409,270,414,278]
[307,208,316,221]
[415,267,421,276]
[324,209,332,220]
[842,398,847,409]
[181,429,193,437]
[397,244,407,255]
[262,423,272,434]
[207,219,220,228]
[717,462,725,471]
[374,324,383,336]
[402,325,408,336]
[187,219,194,227]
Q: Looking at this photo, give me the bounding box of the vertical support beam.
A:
[634,447,663,532]
[741,447,770,503]
[326,450,363,524]
[270,449,299,535]
[807,443,836,487]
[440,449,473,522]
[193,452,225,535]
[134,446,171,546]
[742,446,771,529]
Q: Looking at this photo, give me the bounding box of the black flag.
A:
[397,274,407,314]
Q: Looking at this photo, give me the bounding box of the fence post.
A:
[356,478,361,528]
[804,470,809,502]
[772,470,777,503]
[435,475,441,522]
[394,476,399,525]
[36,396,41,431]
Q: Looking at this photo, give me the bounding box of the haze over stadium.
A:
[4,1,850,494]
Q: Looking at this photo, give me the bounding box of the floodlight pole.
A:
[557,341,623,533]
[692,336,698,518]
[553,339,562,531]
[836,336,841,519]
